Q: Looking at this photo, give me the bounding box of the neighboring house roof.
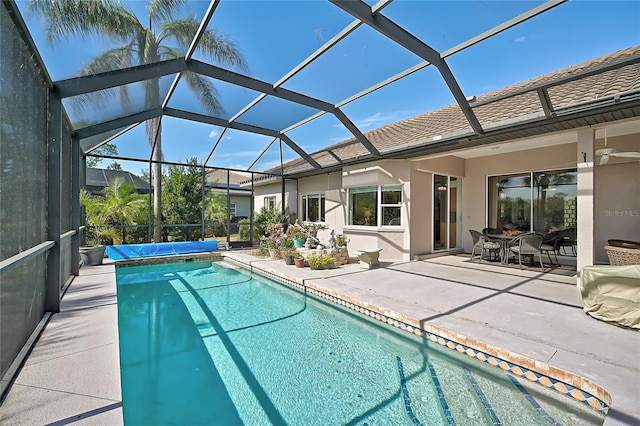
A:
[206,169,251,190]
[256,45,640,181]
[85,168,150,194]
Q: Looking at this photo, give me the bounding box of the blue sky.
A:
[17,0,640,176]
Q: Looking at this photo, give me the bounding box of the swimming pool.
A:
[115,259,605,425]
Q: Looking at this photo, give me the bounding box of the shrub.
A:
[286,221,307,240]
[254,207,290,241]
[238,218,250,240]
[259,236,276,250]
[307,255,335,270]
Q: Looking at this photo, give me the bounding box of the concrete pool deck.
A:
[1,253,638,425]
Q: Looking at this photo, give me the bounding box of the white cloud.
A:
[514,36,526,43]
[208,130,218,139]
[353,111,410,130]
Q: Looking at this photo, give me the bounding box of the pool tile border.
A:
[115,253,610,416]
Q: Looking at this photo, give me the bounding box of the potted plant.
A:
[281,249,298,265]
[259,237,279,258]
[286,220,307,248]
[292,231,307,248]
[280,237,295,250]
[80,191,117,266]
[79,229,114,266]
[336,234,349,248]
[294,255,305,268]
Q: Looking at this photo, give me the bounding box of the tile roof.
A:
[86,168,150,192]
[206,169,249,185]
[265,45,640,178]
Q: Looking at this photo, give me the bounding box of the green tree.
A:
[162,158,203,242]
[86,143,118,167]
[30,0,248,242]
[106,161,123,170]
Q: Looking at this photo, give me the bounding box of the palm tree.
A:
[81,176,147,245]
[29,0,248,242]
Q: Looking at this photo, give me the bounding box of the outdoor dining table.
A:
[485,233,518,264]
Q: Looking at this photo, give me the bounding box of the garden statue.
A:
[328,230,336,249]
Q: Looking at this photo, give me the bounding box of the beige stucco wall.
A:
[594,132,640,264]
[340,160,412,261]
[252,178,297,217]
[298,172,345,231]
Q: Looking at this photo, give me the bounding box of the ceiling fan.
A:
[595,129,640,165]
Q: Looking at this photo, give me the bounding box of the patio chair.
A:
[508,233,546,272]
[469,230,500,263]
[604,245,640,265]
[540,230,563,265]
[482,227,502,237]
[557,228,577,256]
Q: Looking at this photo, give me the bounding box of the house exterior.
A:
[249,46,640,271]
[206,169,252,219]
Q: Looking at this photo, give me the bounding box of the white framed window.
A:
[301,193,325,222]
[380,185,402,226]
[265,196,276,211]
[348,185,402,226]
[229,203,236,216]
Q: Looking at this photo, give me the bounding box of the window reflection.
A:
[533,170,577,233]
[348,185,402,226]
[489,173,531,232]
[349,186,377,226]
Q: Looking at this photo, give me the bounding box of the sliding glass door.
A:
[433,175,461,251]
[488,169,577,235]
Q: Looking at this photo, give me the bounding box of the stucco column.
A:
[576,128,595,276]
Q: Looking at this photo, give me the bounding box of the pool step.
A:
[394,357,444,425]
[459,366,564,425]
[428,361,495,425]
[463,367,502,425]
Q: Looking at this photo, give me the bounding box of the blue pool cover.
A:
[107,241,219,260]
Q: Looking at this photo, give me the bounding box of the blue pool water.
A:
[115,260,604,425]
